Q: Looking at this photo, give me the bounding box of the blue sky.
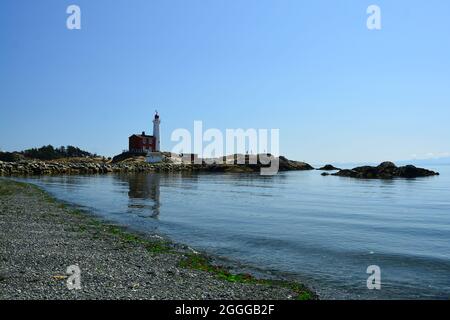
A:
[1,0,449,163]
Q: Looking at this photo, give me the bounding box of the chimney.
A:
[142,131,145,136]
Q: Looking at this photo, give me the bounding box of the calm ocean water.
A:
[21,166,450,299]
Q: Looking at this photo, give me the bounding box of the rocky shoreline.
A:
[0,156,314,176]
[0,179,315,300]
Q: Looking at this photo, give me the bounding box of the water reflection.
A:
[117,173,161,218]
[116,172,202,218]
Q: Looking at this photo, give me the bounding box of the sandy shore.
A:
[0,179,314,300]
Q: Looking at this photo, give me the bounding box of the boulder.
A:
[318,164,341,171]
[377,161,397,169]
[333,169,359,178]
[278,156,314,171]
[396,165,440,178]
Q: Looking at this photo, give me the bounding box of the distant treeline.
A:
[0,145,97,162]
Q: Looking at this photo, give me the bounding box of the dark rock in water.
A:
[396,165,440,178]
[332,162,439,179]
[321,172,330,176]
[377,161,397,169]
[278,156,314,171]
[333,169,359,178]
[318,164,341,171]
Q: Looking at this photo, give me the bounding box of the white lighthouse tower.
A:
[153,111,161,152]
[146,111,162,163]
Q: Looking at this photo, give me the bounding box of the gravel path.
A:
[0,179,308,300]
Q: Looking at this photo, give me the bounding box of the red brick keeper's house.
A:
[129,131,156,154]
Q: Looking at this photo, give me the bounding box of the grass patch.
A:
[103,224,173,253]
[145,241,173,253]
[179,253,316,300]
[1,179,57,203]
[0,184,13,196]
[78,218,174,254]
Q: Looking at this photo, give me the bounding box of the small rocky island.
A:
[318,164,341,171]
[329,162,439,179]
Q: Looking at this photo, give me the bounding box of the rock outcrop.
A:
[318,164,341,171]
[331,162,439,179]
[279,156,314,171]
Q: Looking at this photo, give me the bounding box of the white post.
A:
[153,112,161,152]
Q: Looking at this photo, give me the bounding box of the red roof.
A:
[129,134,154,139]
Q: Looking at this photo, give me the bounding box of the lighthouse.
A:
[153,111,161,152]
[144,111,163,163]
[128,111,162,163]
